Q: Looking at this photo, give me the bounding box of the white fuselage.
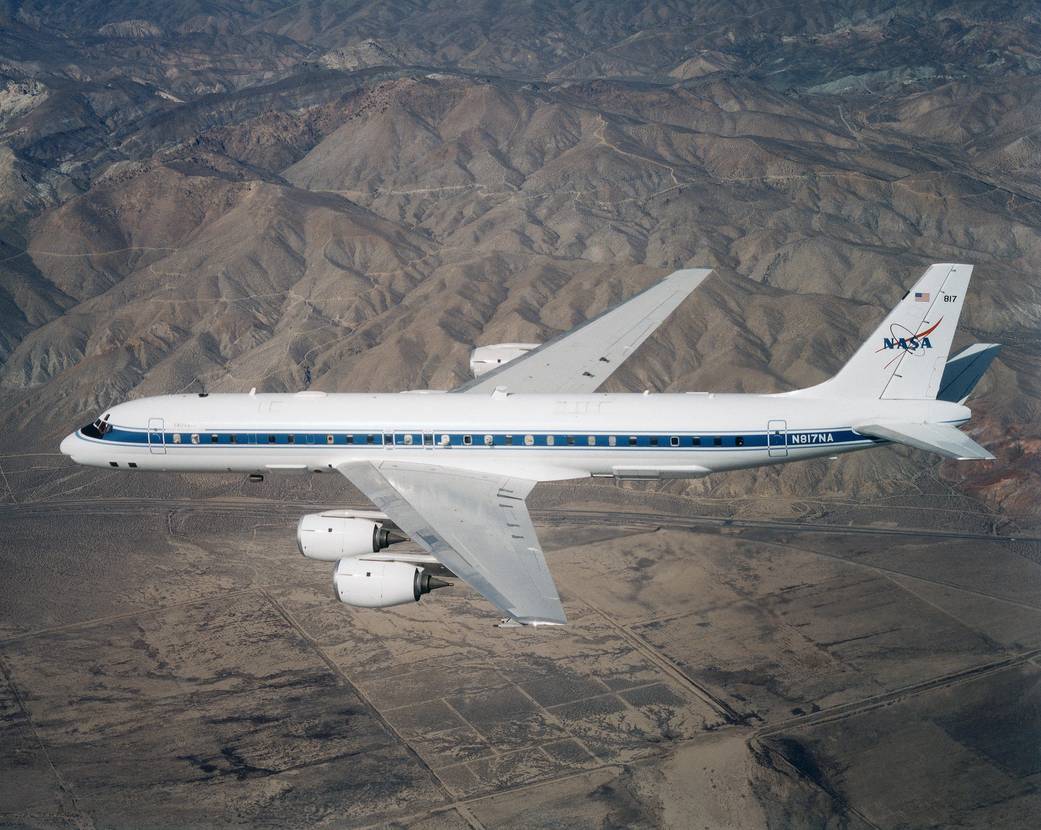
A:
[60,390,970,481]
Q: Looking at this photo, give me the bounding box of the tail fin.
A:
[805,264,973,400]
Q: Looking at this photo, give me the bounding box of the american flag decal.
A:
[914,292,929,302]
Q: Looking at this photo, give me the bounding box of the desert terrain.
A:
[1,1,1040,827]
[2,492,1039,827]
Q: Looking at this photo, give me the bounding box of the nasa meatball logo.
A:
[878,318,942,354]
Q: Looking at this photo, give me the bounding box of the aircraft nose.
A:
[60,432,77,457]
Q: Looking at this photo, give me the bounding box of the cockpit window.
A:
[80,418,112,439]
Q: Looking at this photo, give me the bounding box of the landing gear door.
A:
[767,419,787,458]
[148,417,166,454]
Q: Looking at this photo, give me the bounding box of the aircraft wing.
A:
[337,460,566,625]
[456,267,713,394]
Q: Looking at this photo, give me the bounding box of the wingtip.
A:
[497,615,567,628]
[957,451,996,461]
[667,266,714,282]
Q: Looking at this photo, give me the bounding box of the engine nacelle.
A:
[296,513,404,561]
[470,343,540,378]
[333,560,449,608]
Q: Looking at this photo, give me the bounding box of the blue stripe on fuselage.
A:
[80,426,878,450]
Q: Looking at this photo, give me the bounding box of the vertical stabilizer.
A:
[806,264,973,399]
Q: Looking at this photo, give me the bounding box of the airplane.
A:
[61,263,1000,626]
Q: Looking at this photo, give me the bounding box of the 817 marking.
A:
[943,294,957,302]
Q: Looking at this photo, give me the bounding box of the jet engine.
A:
[333,560,450,608]
[469,343,540,378]
[297,512,407,561]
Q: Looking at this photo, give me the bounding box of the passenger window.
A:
[230,435,237,444]
[268,434,276,443]
[440,435,450,446]
[524,435,534,446]
[670,436,679,447]
[211,434,219,443]
[288,435,296,444]
[566,435,575,445]
[326,434,334,444]
[346,435,354,444]
[504,435,513,445]
[484,434,493,446]
[588,436,596,446]
[736,436,745,447]
[713,437,722,446]
[546,435,555,446]
[404,434,413,445]
[650,436,659,446]
[172,434,182,444]
[423,434,433,446]
[608,435,616,447]
[692,437,701,446]
[191,434,200,444]
[628,436,638,446]
[367,434,375,444]
[463,434,472,446]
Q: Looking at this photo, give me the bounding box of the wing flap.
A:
[456,267,712,394]
[337,460,566,625]
[854,421,994,460]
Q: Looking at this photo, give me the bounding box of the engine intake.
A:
[297,513,407,561]
[333,560,450,608]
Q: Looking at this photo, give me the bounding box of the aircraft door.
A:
[147,417,166,454]
[767,419,787,457]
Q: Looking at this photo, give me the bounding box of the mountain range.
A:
[0,0,1038,519]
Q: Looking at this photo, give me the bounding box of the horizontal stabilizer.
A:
[854,421,994,461]
[937,344,1001,403]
